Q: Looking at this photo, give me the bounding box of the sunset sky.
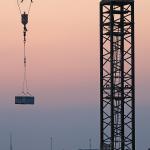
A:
[0,0,149,150]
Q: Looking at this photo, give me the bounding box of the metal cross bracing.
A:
[100,0,135,150]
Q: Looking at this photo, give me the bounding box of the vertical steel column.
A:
[100,0,135,150]
[110,3,114,150]
[131,2,135,150]
[100,2,104,150]
[120,4,125,150]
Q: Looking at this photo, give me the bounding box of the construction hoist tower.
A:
[100,0,135,150]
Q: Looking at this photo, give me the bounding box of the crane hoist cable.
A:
[17,0,33,96]
[17,0,33,15]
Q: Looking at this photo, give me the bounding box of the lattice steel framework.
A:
[100,0,135,150]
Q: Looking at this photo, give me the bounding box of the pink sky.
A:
[0,0,99,108]
[0,0,149,108]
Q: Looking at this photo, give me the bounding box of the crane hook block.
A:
[21,12,28,26]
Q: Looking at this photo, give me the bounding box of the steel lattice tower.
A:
[100,0,135,150]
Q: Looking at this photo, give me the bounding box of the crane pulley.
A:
[15,0,34,105]
[17,0,33,42]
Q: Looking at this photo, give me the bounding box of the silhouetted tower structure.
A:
[89,138,92,150]
[10,133,13,150]
[50,137,53,150]
[78,138,99,150]
[100,0,135,150]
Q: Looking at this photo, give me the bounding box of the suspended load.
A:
[15,96,34,104]
[15,0,34,105]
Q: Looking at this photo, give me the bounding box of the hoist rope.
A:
[17,0,33,96]
[17,0,22,14]
[17,0,33,15]
[21,39,31,96]
[28,2,32,15]
[22,40,33,96]
[22,41,27,95]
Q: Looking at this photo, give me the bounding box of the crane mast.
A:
[100,0,135,149]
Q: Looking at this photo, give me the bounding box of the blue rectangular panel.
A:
[15,96,34,105]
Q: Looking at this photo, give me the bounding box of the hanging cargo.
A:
[15,96,34,105]
[16,0,35,105]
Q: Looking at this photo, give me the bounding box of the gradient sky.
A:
[0,0,149,150]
